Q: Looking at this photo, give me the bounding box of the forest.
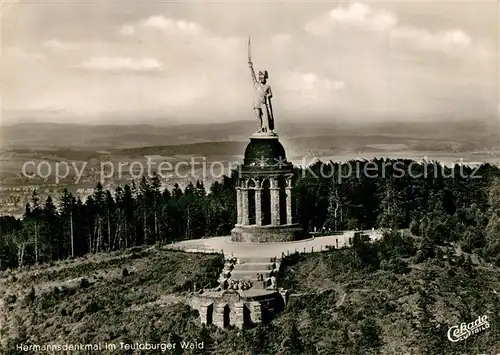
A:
[1,158,500,270]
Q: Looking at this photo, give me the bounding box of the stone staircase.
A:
[189,254,289,329]
[220,256,279,290]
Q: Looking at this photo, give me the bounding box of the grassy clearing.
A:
[1,249,223,354]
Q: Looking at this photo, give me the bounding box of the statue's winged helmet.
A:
[258,70,269,79]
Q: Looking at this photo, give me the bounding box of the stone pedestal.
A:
[231,224,308,243]
[231,133,308,243]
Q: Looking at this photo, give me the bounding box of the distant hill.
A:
[2,119,499,151]
[0,121,255,150]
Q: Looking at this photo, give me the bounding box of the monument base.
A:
[231,224,309,243]
[250,131,278,139]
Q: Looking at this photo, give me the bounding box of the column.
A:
[236,187,242,225]
[233,302,245,328]
[241,188,249,225]
[249,301,262,324]
[214,304,226,328]
[255,188,262,226]
[199,304,213,325]
[270,178,280,225]
[285,186,293,225]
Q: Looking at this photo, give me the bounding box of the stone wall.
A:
[188,290,285,328]
[231,224,309,243]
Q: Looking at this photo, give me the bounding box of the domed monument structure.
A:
[231,39,308,243]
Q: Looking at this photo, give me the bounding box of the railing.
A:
[184,248,224,255]
[280,244,335,260]
[164,244,224,256]
[279,231,381,261]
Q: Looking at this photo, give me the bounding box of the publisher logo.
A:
[447,315,490,342]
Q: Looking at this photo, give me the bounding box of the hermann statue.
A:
[248,37,275,134]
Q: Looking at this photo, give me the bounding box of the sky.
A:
[2,0,499,125]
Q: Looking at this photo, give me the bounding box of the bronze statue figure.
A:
[248,37,275,134]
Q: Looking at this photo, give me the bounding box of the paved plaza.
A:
[170,230,382,258]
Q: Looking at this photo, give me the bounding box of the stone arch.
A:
[243,304,251,327]
[223,304,231,328]
[261,177,271,186]
[261,178,271,225]
[246,179,258,224]
[206,304,213,325]
[248,187,256,225]
[278,175,287,225]
[247,178,257,188]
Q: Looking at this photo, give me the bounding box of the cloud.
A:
[300,73,345,91]
[305,2,472,52]
[72,57,163,72]
[391,27,472,50]
[7,3,495,124]
[5,46,45,62]
[144,16,202,34]
[117,14,244,67]
[329,2,397,31]
[42,39,80,51]
[118,25,136,36]
[271,33,292,44]
[120,15,203,37]
[305,2,397,35]
[281,71,345,107]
